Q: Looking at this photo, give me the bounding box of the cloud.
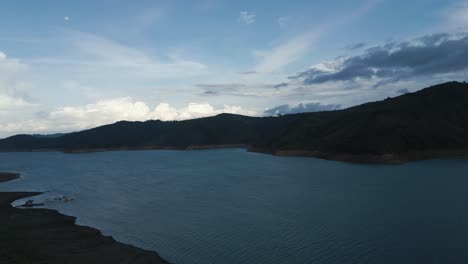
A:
[0,50,32,101]
[0,51,39,137]
[33,30,207,80]
[0,98,257,137]
[278,16,290,28]
[273,82,288,89]
[196,83,247,96]
[48,97,151,130]
[292,33,468,86]
[264,102,341,116]
[253,32,320,73]
[135,7,163,28]
[0,51,28,84]
[239,70,257,75]
[0,37,42,43]
[442,1,468,30]
[397,88,410,95]
[196,81,279,97]
[253,0,382,73]
[64,16,70,21]
[151,102,256,121]
[239,11,256,25]
[49,98,256,130]
[345,42,366,50]
[0,94,32,111]
[195,83,246,90]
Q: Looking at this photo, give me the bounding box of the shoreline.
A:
[2,145,468,164]
[0,173,169,264]
[63,144,249,154]
[0,172,20,183]
[248,147,468,164]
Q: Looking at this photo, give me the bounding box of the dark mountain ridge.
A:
[2,81,468,163]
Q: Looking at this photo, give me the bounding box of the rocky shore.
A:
[0,173,169,264]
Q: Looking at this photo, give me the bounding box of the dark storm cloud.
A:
[264,102,341,116]
[292,33,468,86]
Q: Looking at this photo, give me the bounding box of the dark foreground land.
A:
[1,81,468,163]
[0,173,168,264]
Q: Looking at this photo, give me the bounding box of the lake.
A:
[1,149,468,264]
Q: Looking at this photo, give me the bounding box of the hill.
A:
[253,81,468,163]
[1,81,468,163]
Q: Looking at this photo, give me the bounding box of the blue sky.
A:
[1,0,467,137]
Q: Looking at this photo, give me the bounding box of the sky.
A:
[1,0,468,137]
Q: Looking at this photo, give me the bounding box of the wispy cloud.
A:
[0,50,31,99]
[196,82,277,97]
[253,0,382,74]
[278,16,290,28]
[135,7,164,28]
[239,11,256,25]
[32,30,207,79]
[442,1,468,30]
[345,42,366,50]
[253,32,321,74]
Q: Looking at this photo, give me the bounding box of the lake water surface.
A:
[1,149,468,264]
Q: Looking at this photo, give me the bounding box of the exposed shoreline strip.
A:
[0,172,169,264]
[62,146,468,164]
[0,172,20,183]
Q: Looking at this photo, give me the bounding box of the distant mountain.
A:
[1,81,468,163]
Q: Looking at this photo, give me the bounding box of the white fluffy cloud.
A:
[151,102,254,121]
[47,97,152,130]
[0,97,257,137]
[0,44,259,138]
